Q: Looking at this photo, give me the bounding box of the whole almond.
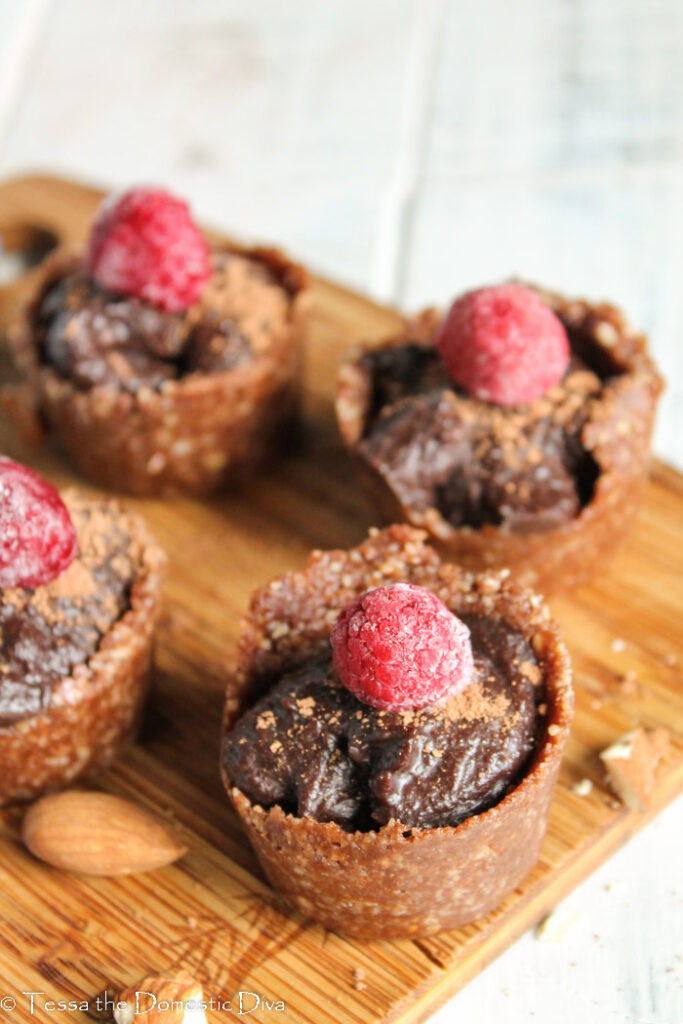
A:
[22,791,187,876]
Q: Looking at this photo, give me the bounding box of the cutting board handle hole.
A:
[0,222,59,286]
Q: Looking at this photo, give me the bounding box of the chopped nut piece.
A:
[114,972,205,1023]
[599,727,669,811]
[535,909,580,943]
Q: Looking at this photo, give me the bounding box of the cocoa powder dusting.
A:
[224,613,542,831]
[0,493,148,725]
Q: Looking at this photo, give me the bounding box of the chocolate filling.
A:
[34,251,291,394]
[222,614,542,831]
[357,330,607,534]
[0,497,144,725]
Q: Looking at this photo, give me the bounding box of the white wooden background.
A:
[0,1,681,1022]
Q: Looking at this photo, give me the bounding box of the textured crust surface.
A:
[221,526,573,938]
[0,508,166,805]
[7,244,310,497]
[336,290,664,592]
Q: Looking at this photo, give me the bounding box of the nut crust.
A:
[0,507,166,805]
[7,244,310,497]
[336,289,664,592]
[221,526,573,938]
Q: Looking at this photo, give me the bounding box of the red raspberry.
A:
[0,458,78,589]
[435,283,570,405]
[331,583,474,711]
[85,187,211,313]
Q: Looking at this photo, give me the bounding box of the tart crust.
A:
[6,244,310,497]
[336,289,663,592]
[0,505,166,805]
[221,525,573,938]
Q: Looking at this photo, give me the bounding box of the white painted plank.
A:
[372,0,446,301]
[0,0,51,144]
[0,0,420,291]
[423,0,683,180]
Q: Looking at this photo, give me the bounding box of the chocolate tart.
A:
[6,242,309,497]
[220,526,572,939]
[336,288,663,592]
[0,493,166,804]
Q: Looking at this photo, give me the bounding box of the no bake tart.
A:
[0,458,166,803]
[6,187,309,496]
[336,283,663,591]
[220,526,572,939]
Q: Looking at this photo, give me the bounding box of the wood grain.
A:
[0,175,681,1024]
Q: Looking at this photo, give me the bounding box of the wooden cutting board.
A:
[0,175,681,1024]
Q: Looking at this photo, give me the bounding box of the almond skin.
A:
[22,791,187,875]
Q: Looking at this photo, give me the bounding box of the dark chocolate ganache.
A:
[222,615,543,831]
[34,251,290,393]
[0,495,144,726]
[357,341,604,534]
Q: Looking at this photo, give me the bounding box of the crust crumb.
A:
[520,660,541,684]
[352,967,367,991]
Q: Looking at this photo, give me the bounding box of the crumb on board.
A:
[352,967,367,991]
[535,909,580,943]
[611,638,626,653]
[572,778,593,797]
[600,727,670,811]
[618,670,640,697]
